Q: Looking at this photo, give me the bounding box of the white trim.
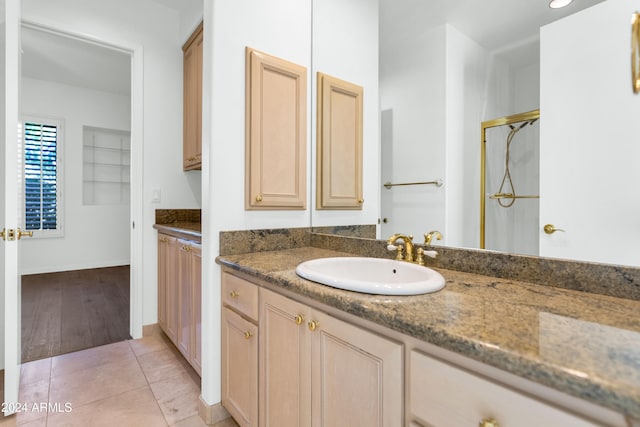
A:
[4,0,23,412]
[19,19,145,340]
[20,260,130,276]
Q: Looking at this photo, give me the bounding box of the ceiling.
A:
[380,0,606,67]
[21,26,131,96]
[20,0,606,94]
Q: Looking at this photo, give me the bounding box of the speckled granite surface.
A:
[216,246,640,419]
[154,222,201,243]
[219,225,376,255]
[311,233,640,301]
[310,224,376,238]
[154,209,202,242]
[155,209,201,224]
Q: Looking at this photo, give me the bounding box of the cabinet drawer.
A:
[409,350,599,427]
[222,272,259,322]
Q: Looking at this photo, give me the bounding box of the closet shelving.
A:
[83,126,131,205]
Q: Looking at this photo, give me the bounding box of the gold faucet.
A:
[424,230,443,246]
[386,234,415,262]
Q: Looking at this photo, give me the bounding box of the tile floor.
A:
[0,334,239,427]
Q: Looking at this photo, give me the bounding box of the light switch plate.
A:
[152,188,161,203]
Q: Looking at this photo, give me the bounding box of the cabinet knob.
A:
[358,198,364,204]
[308,320,319,331]
[255,194,263,202]
[479,418,499,427]
[229,290,239,299]
[295,314,304,325]
[181,245,191,252]
[244,331,253,340]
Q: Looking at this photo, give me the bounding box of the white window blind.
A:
[24,120,62,235]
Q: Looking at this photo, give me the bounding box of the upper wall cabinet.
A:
[316,72,363,209]
[245,47,307,210]
[183,23,203,171]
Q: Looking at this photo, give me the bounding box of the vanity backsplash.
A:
[220,226,640,302]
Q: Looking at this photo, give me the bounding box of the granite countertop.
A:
[216,246,640,419]
[153,222,202,243]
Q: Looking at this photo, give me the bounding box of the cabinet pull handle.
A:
[308,320,319,331]
[479,418,499,427]
[255,194,263,202]
[229,290,239,299]
[294,314,304,325]
[181,245,191,252]
[244,331,253,339]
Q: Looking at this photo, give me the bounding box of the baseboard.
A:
[198,397,230,425]
[20,261,130,276]
[142,323,162,337]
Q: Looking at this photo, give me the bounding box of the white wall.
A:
[203,0,312,406]
[540,0,640,266]
[379,25,447,242]
[19,77,131,274]
[444,25,489,249]
[311,0,379,230]
[22,0,202,328]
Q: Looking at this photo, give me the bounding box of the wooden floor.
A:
[21,265,131,363]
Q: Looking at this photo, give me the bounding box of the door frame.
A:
[19,19,145,339]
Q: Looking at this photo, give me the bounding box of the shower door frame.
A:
[480,109,540,249]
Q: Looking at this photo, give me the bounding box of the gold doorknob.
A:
[543,224,565,234]
[244,331,253,339]
[479,418,499,427]
[295,314,304,325]
[255,194,263,202]
[229,290,239,299]
[308,320,319,331]
[17,228,33,240]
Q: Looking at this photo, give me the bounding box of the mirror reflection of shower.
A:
[481,110,540,256]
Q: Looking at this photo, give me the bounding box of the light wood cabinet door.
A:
[222,307,258,427]
[158,233,178,343]
[316,72,363,209]
[245,47,307,210]
[183,23,203,171]
[177,239,193,358]
[310,310,403,427]
[259,288,312,427]
[157,234,168,331]
[190,242,202,375]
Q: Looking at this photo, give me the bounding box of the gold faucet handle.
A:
[424,230,443,246]
[387,244,404,260]
[416,247,438,265]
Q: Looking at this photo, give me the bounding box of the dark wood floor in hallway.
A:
[21,265,131,363]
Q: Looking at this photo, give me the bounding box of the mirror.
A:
[311,0,640,268]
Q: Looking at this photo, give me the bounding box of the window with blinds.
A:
[23,118,63,237]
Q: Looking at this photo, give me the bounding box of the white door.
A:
[539,0,640,267]
[2,0,22,414]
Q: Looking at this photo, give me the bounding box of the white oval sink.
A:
[295,257,445,295]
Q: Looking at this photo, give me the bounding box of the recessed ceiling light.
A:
[549,0,573,9]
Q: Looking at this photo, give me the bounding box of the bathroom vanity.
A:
[217,234,640,427]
